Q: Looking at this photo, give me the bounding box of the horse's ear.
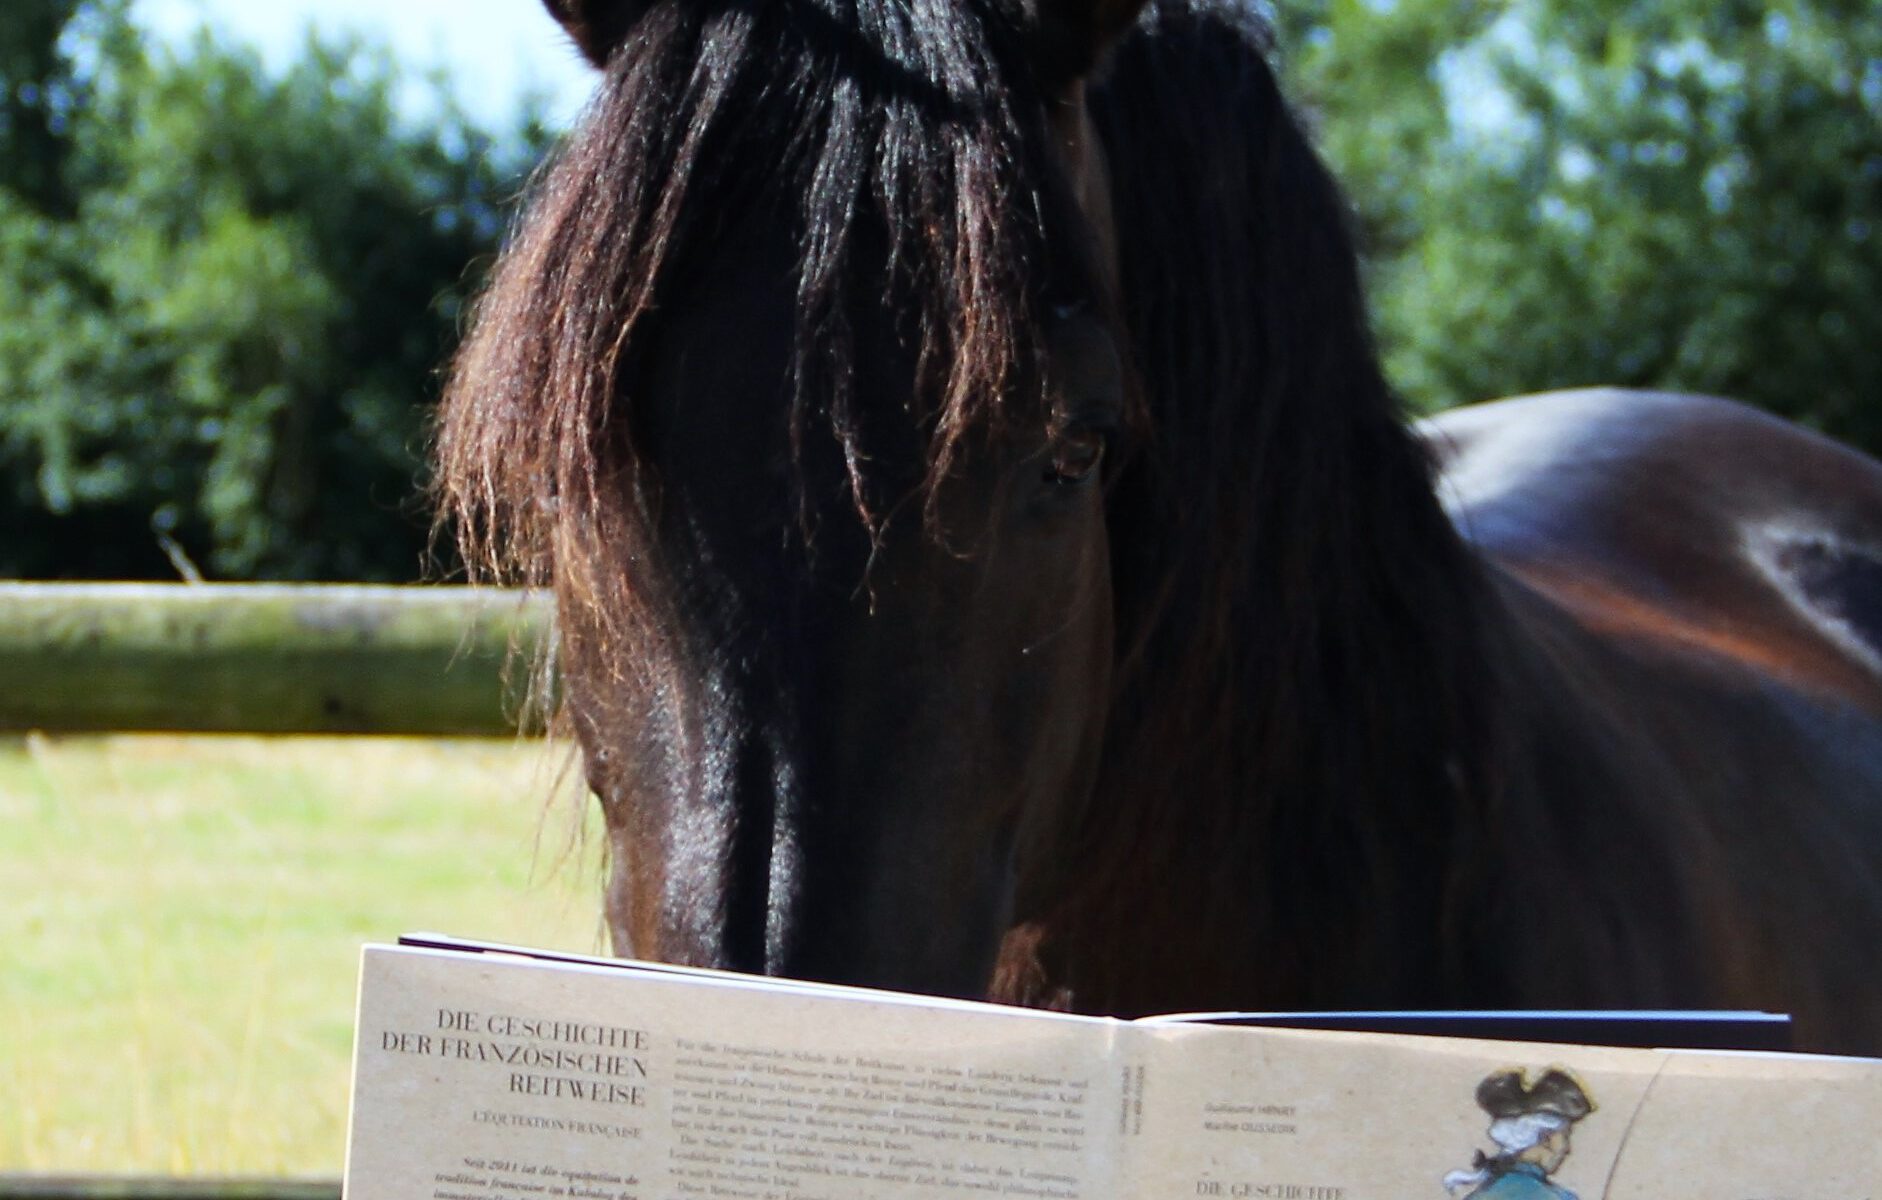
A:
[541,0,648,68]
[1029,0,1153,84]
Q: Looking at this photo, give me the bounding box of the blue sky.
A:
[131,0,599,128]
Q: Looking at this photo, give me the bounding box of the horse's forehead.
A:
[634,62,1126,524]
[637,208,924,532]
[638,213,797,457]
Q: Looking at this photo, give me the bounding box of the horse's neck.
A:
[1018,449,1705,1015]
[1445,567,1713,998]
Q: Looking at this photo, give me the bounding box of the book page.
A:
[345,946,1122,1200]
[1120,1023,1879,1200]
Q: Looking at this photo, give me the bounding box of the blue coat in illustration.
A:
[1464,1162,1578,1200]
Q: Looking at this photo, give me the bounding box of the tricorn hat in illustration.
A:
[1474,1069,1594,1123]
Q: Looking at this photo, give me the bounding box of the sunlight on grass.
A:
[0,733,606,1176]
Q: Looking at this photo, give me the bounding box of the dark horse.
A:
[437,0,1882,1054]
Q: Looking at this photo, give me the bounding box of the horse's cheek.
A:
[987,502,1116,821]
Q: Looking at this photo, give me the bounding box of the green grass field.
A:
[0,734,607,1177]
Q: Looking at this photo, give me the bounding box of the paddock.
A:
[0,584,583,1192]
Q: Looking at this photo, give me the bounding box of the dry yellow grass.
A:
[0,733,606,1176]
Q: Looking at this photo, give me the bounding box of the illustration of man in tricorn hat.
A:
[1441,1067,1596,1200]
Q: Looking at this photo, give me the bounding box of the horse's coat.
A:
[436,0,1882,1055]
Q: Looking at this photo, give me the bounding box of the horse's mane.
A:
[435,1,1101,662]
[1010,0,1511,1012]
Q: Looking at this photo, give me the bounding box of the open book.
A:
[344,936,1880,1200]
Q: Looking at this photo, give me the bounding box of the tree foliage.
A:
[0,0,85,215]
[1279,0,1882,452]
[3,2,1878,578]
[0,0,547,579]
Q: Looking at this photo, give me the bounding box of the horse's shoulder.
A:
[1421,387,1882,708]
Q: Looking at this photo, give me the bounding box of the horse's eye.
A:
[1045,427,1107,486]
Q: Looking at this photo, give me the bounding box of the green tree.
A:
[0,0,84,215]
[0,3,548,579]
[1279,0,1882,452]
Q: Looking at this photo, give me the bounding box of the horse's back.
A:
[1424,388,1882,712]
[1422,389,1882,1053]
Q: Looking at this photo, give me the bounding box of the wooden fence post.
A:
[0,584,552,735]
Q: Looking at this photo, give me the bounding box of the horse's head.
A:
[441,0,1153,997]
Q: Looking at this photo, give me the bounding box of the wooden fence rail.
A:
[0,583,550,736]
[0,1179,338,1200]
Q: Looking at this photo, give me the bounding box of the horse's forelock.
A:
[436,0,1080,629]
